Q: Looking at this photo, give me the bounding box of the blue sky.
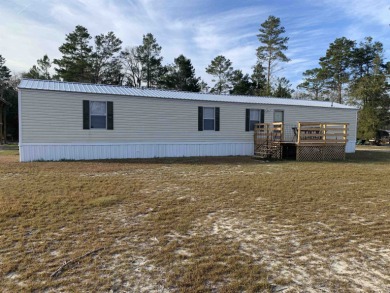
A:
[1,0,389,88]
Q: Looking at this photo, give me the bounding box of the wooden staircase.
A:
[253,123,283,159]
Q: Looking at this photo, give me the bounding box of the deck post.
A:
[323,123,326,144]
[297,122,301,145]
[343,124,347,143]
[279,122,284,142]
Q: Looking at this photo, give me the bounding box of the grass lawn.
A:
[0,146,389,292]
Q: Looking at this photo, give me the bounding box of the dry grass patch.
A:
[0,148,389,292]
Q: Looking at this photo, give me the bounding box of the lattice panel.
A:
[296,145,346,161]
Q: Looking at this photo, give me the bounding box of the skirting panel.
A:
[345,141,355,153]
[296,144,346,161]
[19,142,254,162]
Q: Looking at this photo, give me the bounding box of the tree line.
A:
[22,16,294,97]
[0,56,18,140]
[0,15,389,140]
[297,37,390,139]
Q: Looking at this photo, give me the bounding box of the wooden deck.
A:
[254,122,349,161]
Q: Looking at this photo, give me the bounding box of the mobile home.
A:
[18,79,358,162]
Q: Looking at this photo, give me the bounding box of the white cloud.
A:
[0,4,63,72]
[319,0,390,27]
[220,45,257,73]
[0,0,389,90]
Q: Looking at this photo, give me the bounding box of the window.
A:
[246,109,264,131]
[203,107,215,131]
[90,101,107,129]
[249,109,261,131]
[198,107,220,131]
[274,110,284,123]
[83,100,113,130]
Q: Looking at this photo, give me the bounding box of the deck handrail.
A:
[297,122,349,145]
[254,122,285,143]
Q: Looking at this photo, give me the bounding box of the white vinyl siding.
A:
[20,89,358,148]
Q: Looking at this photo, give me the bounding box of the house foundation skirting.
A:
[19,142,254,162]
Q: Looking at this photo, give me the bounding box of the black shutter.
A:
[245,109,250,131]
[107,101,114,130]
[198,107,203,131]
[260,109,265,123]
[83,100,90,129]
[215,107,220,131]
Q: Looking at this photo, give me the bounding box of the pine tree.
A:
[351,37,384,79]
[53,25,93,82]
[297,68,327,100]
[137,33,163,88]
[230,70,253,95]
[272,77,294,98]
[91,32,123,84]
[256,15,290,95]
[159,55,200,92]
[251,62,267,96]
[0,56,18,140]
[0,55,11,83]
[205,55,234,94]
[0,54,11,103]
[24,55,52,80]
[319,37,355,104]
[199,81,209,93]
[348,38,389,138]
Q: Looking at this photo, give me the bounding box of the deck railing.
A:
[254,123,298,143]
[254,122,284,143]
[297,122,348,145]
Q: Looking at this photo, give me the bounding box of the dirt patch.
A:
[192,212,390,291]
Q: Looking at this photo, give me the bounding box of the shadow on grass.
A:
[0,144,19,157]
[48,149,390,165]
[0,143,19,150]
[346,150,390,163]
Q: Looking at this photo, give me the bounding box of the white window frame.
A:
[274,110,284,123]
[249,109,261,131]
[90,101,107,129]
[203,107,215,131]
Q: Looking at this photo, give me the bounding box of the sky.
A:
[0,0,389,88]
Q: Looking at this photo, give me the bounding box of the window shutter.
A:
[260,109,265,123]
[107,101,114,130]
[83,100,90,129]
[198,107,203,131]
[215,107,220,131]
[245,109,250,131]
